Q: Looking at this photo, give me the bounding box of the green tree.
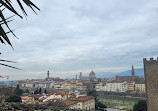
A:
[44,89,47,94]
[133,100,147,111]
[39,87,42,94]
[14,84,24,96]
[87,89,98,102]
[47,101,53,106]
[33,84,36,88]
[6,94,22,103]
[87,89,106,110]
[25,88,29,93]
[34,88,39,94]
[97,101,107,109]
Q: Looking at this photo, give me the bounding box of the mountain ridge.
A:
[96,68,144,78]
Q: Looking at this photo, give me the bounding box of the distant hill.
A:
[96,72,117,78]
[96,68,144,78]
[0,81,16,84]
[117,68,144,77]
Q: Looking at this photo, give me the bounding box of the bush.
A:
[6,94,22,103]
[98,101,107,108]
[133,100,147,111]
[47,101,53,106]
[14,84,24,96]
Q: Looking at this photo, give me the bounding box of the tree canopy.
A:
[14,84,24,96]
[87,89,107,110]
[133,100,147,111]
[6,94,22,103]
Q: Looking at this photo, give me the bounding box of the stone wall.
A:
[143,58,158,111]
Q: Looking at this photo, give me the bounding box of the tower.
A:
[143,57,158,111]
[89,70,96,79]
[79,72,82,80]
[47,71,49,78]
[131,65,135,82]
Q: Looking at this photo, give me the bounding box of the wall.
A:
[144,58,158,111]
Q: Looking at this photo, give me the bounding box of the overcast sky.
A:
[0,0,158,80]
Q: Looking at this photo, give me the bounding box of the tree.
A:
[25,88,29,93]
[87,89,106,110]
[44,89,47,94]
[34,88,39,94]
[97,101,107,109]
[39,87,42,94]
[0,0,40,68]
[14,84,24,96]
[133,100,147,111]
[87,89,98,102]
[6,94,22,102]
[47,101,53,106]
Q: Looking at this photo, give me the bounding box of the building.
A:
[89,70,96,79]
[95,83,106,91]
[21,90,95,111]
[46,71,50,81]
[115,65,135,82]
[127,82,135,91]
[105,81,128,92]
[71,96,95,110]
[135,83,145,92]
[79,72,82,80]
[143,57,158,111]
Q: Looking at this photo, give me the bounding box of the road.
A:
[106,108,127,111]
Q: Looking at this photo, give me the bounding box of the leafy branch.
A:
[0,0,40,69]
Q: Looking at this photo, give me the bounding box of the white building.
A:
[105,81,128,92]
[135,83,145,92]
[95,83,106,91]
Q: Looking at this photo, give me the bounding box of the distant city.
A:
[0,65,146,110]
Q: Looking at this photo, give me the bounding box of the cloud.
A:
[1,0,158,80]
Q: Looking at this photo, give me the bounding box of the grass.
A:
[98,95,145,110]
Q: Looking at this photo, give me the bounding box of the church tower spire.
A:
[131,65,135,82]
[131,65,135,76]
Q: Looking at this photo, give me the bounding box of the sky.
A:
[1,0,158,80]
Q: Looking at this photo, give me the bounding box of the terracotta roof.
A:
[73,96,94,101]
[21,96,29,100]
[48,91,56,95]
[115,76,132,82]
[79,92,86,95]
[64,100,78,106]
[30,94,42,99]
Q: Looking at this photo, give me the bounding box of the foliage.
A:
[47,101,53,106]
[6,94,22,102]
[39,87,42,94]
[25,88,29,93]
[87,89,98,102]
[98,95,144,110]
[34,88,39,94]
[0,0,40,48]
[133,100,147,111]
[0,0,39,68]
[14,84,24,96]
[33,84,35,87]
[44,89,47,94]
[97,101,107,109]
[87,89,107,110]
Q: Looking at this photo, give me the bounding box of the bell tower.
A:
[131,65,135,82]
[47,71,49,79]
